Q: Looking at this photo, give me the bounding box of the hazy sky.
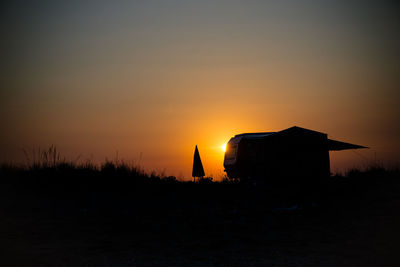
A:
[1,1,399,178]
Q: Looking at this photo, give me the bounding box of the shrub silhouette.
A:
[1,146,399,209]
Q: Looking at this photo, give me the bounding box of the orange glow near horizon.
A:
[0,2,399,180]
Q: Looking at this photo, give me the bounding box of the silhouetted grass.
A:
[1,150,399,207]
[1,145,399,211]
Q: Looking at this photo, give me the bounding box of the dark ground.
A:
[1,167,400,266]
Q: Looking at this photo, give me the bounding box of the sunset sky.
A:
[1,1,399,179]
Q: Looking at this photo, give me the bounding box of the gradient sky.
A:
[1,1,399,179]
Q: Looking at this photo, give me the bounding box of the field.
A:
[1,159,400,266]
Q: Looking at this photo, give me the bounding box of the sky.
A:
[1,0,399,179]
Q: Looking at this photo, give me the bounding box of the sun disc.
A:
[221,143,227,152]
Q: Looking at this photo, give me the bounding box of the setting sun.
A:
[221,143,227,152]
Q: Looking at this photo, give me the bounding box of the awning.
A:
[328,139,368,151]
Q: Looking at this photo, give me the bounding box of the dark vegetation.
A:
[1,147,399,266]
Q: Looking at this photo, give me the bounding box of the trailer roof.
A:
[233,126,368,151]
[234,132,276,139]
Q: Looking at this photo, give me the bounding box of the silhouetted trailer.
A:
[223,126,367,184]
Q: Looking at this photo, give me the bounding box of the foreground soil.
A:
[1,173,400,266]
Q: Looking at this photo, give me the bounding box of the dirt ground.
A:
[1,177,400,266]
